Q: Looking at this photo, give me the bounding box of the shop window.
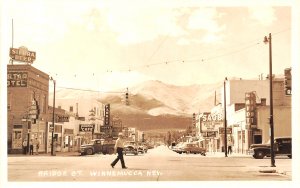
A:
[54,125,62,133]
[253,135,262,144]
[12,129,23,149]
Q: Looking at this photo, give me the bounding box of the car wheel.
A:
[108,148,114,155]
[255,151,265,159]
[86,148,93,155]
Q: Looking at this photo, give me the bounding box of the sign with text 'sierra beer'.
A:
[10,46,36,64]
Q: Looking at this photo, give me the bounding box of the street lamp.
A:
[224,77,228,157]
[50,77,56,156]
[264,33,276,167]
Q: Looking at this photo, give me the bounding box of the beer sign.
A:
[10,46,36,64]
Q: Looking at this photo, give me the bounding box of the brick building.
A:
[7,64,50,154]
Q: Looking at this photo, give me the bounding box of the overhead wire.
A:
[49,27,290,92]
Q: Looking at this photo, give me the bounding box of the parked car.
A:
[123,141,138,155]
[177,143,206,156]
[172,142,185,153]
[137,142,148,153]
[79,139,115,155]
[249,137,292,159]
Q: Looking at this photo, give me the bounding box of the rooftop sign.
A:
[9,46,36,64]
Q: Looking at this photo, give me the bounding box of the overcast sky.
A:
[1,0,296,92]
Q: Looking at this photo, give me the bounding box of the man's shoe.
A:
[111,164,114,168]
[122,167,128,169]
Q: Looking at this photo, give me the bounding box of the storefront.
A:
[46,122,63,153]
[62,128,74,152]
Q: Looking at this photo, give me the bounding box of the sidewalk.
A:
[8,151,81,157]
[206,151,292,178]
[205,151,250,157]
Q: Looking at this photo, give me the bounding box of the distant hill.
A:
[51,80,222,131]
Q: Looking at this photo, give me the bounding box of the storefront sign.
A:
[245,92,257,129]
[200,112,223,132]
[219,127,232,134]
[7,72,28,87]
[104,104,110,126]
[203,131,218,138]
[100,126,112,131]
[79,124,94,132]
[64,129,74,135]
[10,46,36,63]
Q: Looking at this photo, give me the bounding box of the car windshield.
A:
[89,140,95,144]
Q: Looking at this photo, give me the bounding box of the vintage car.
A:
[249,137,292,159]
[177,143,206,156]
[137,142,148,153]
[79,139,115,155]
[172,142,185,153]
[123,141,138,155]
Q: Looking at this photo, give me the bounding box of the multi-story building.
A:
[197,76,291,154]
[8,64,49,154]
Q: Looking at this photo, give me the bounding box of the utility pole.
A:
[50,77,56,156]
[264,33,275,167]
[224,77,228,157]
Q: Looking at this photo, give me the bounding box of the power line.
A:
[56,86,126,94]
[49,27,290,77]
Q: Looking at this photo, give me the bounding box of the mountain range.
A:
[52,80,222,131]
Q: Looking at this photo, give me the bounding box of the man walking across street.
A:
[111,132,127,169]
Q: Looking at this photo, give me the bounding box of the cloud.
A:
[186,8,225,44]
[248,7,277,26]
[105,6,186,45]
[187,8,223,32]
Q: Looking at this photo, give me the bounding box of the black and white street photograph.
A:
[1,0,299,188]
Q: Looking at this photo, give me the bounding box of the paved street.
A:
[7,145,292,182]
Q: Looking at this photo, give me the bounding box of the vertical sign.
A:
[245,92,257,129]
[192,113,196,126]
[284,68,292,95]
[104,104,110,126]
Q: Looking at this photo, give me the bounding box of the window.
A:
[12,129,23,149]
[54,125,62,133]
[40,95,46,114]
[8,92,12,110]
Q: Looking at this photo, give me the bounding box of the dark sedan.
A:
[123,141,138,155]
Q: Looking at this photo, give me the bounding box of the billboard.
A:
[200,112,223,132]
